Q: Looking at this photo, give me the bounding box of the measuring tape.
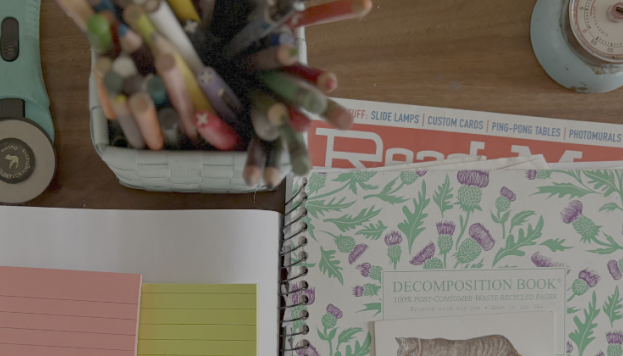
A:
[532,0,623,93]
[0,0,56,204]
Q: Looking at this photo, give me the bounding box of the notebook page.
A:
[0,208,281,356]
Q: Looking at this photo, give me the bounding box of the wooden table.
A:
[35,0,622,211]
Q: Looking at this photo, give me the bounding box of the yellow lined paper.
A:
[138,284,257,356]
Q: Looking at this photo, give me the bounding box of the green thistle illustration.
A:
[455,171,489,248]
[385,231,403,269]
[324,231,368,264]
[356,263,383,282]
[561,200,601,244]
[308,173,327,195]
[453,223,495,268]
[568,268,600,301]
[423,257,444,269]
[353,283,381,297]
[319,304,343,356]
[436,221,455,268]
[607,331,623,356]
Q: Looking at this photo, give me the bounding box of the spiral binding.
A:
[280,177,311,355]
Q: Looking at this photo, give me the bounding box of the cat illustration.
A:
[396,335,520,356]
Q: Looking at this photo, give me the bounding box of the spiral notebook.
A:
[283,168,623,356]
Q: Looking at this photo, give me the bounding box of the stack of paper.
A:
[0,266,142,356]
[137,284,257,356]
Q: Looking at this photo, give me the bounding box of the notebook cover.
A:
[285,169,623,356]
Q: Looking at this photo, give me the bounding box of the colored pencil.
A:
[123,4,158,49]
[112,55,139,78]
[158,107,182,148]
[94,57,116,120]
[249,90,289,126]
[128,92,164,150]
[145,75,169,107]
[167,0,202,23]
[151,34,216,114]
[286,0,373,29]
[194,110,242,151]
[196,67,245,129]
[250,106,281,142]
[88,0,116,14]
[86,14,113,54]
[103,71,125,95]
[144,0,205,74]
[287,106,312,132]
[281,63,338,93]
[263,138,283,189]
[223,0,298,58]
[118,27,155,75]
[108,120,129,147]
[123,74,145,95]
[280,124,310,176]
[110,94,146,148]
[183,20,220,67]
[257,71,327,114]
[56,0,94,32]
[243,136,265,186]
[154,53,198,141]
[320,98,355,130]
[244,45,298,73]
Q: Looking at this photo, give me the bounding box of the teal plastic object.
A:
[531,0,623,93]
[0,0,54,140]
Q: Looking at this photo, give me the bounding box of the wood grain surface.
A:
[31,0,622,211]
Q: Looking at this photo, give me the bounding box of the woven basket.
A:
[88,29,307,193]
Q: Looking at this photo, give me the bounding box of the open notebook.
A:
[0,209,281,356]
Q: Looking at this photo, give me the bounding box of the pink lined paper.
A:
[0,266,142,356]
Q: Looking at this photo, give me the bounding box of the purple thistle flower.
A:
[416,170,427,177]
[296,342,319,356]
[567,341,573,354]
[410,242,435,265]
[357,263,371,277]
[457,170,490,188]
[304,287,316,305]
[349,243,368,264]
[561,200,583,224]
[500,186,516,202]
[609,260,622,280]
[526,170,537,180]
[607,331,623,345]
[385,230,403,246]
[595,351,605,356]
[353,286,364,297]
[437,221,456,236]
[531,252,568,271]
[468,223,495,251]
[579,268,601,288]
[326,304,343,319]
[291,285,315,305]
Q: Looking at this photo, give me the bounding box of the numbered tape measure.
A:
[531,0,623,93]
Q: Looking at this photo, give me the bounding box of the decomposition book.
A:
[283,168,623,356]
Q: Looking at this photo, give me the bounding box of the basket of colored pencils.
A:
[57,0,372,193]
